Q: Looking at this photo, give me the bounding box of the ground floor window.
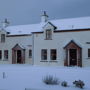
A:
[41,49,47,60]
[0,50,2,60]
[88,49,90,58]
[50,49,57,60]
[4,50,8,60]
[29,50,32,58]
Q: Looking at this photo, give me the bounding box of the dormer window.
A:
[46,29,52,40]
[1,34,5,43]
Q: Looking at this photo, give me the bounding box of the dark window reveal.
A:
[4,50,8,59]
[51,49,57,60]
[41,49,47,60]
[88,49,90,57]
[0,50,2,60]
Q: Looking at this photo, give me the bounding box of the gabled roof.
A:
[4,16,90,35]
[12,44,25,50]
[43,22,57,30]
[0,28,7,33]
[64,40,82,49]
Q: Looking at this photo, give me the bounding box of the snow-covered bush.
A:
[43,75,59,85]
[73,80,85,88]
[61,81,68,87]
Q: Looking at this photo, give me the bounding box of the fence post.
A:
[3,72,6,79]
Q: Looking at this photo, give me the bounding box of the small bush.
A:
[73,80,85,88]
[43,75,59,85]
[61,81,68,87]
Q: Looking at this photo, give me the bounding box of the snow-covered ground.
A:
[0,65,90,90]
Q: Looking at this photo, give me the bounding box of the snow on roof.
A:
[6,23,45,35]
[51,16,90,30]
[5,16,90,35]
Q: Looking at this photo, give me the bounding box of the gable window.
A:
[46,30,52,40]
[41,49,47,60]
[29,50,32,58]
[88,49,90,58]
[1,34,5,42]
[50,49,57,60]
[0,50,2,60]
[4,50,8,60]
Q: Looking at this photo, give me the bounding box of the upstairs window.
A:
[41,49,47,60]
[4,50,8,60]
[50,49,57,60]
[29,50,32,58]
[0,50,2,60]
[1,34,5,42]
[88,49,90,58]
[46,30,52,40]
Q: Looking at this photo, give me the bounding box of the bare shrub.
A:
[73,80,85,88]
[61,81,68,87]
[43,75,60,85]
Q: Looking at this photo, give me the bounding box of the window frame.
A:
[29,49,32,58]
[46,29,52,40]
[0,50,2,60]
[50,49,57,60]
[4,50,8,60]
[1,34,5,43]
[41,49,47,60]
[88,49,90,58]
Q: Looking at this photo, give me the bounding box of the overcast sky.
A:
[0,0,90,25]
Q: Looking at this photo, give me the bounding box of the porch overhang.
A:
[63,40,82,49]
[12,44,25,50]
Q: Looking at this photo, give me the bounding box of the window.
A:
[1,34,5,42]
[4,50,8,60]
[50,49,57,60]
[46,30,52,40]
[0,50,2,60]
[41,49,47,60]
[88,49,90,57]
[29,50,32,58]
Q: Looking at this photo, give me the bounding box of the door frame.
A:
[64,40,82,67]
[12,44,25,64]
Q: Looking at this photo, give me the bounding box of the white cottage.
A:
[0,12,90,67]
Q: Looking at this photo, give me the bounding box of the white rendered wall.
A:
[0,31,32,64]
[33,30,90,67]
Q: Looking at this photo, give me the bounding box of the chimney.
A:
[2,18,10,28]
[41,11,48,22]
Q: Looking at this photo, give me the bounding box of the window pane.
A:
[29,50,32,58]
[1,34,5,42]
[41,49,47,60]
[51,49,57,60]
[46,30,52,39]
[88,49,90,57]
[0,50,2,60]
[4,50,8,59]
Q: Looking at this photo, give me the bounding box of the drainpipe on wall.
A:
[32,34,34,65]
